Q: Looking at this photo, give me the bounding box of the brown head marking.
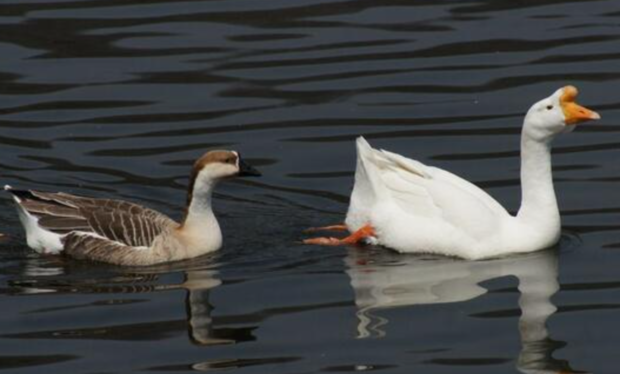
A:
[184,150,238,213]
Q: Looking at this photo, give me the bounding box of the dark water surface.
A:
[1,0,619,373]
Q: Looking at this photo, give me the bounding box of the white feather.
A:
[340,88,605,259]
[344,132,553,260]
[13,200,64,254]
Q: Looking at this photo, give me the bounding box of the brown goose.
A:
[5,150,260,266]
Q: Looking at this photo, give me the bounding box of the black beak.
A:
[238,158,261,177]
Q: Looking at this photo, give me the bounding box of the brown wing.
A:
[80,209,174,247]
[8,189,178,247]
[63,233,167,266]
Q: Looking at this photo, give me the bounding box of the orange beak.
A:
[560,85,601,125]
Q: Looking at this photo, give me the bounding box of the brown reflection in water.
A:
[4,259,255,346]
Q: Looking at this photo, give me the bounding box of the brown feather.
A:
[19,200,84,219]
[38,217,91,233]
[63,233,169,266]
[10,189,178,244]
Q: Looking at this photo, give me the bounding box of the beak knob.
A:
[560,86,601,125]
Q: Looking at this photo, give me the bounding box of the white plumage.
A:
[7,185,64,254]
[345,137,514,259]
[306,86,600,260]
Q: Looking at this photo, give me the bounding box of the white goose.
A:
[6,150,260,266]
[305,86,600,260]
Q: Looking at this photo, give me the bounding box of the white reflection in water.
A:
[182,269,232,346]
[13,256,67,294]
[346,249,585,374]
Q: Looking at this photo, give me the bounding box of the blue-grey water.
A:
[0,0,619,373]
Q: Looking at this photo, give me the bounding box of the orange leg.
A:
[304,224,348,233]
[303,224,375,246]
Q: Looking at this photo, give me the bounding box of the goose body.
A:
[6,150,260,266]
[306,86,600,260]
[346,137,554,259]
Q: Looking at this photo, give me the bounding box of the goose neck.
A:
[516,128,559,226]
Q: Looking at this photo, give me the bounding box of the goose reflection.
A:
[346,248,585,374]
[7,257,251,346]
[180,268,236,346]
[105,266,251,346]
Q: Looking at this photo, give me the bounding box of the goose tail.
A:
[5,186,64,254]
[346,137,388,230]
[354,136,388,198]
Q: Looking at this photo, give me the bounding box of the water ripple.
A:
[0,0,618,373]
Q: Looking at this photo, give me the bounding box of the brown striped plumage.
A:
[6,150,261,266]
[9,189,180,265]
[14,190,177,245]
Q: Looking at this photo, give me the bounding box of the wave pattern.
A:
[0,0,619,372]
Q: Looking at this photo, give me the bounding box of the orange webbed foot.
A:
[302,237,345,246]
[304,224,348,233]
[303,224,376,247]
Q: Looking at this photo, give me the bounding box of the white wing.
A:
[348,137,510,240]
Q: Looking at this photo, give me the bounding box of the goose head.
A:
[192,150,260,181]
[523,85,600,142]
[186,150,261,204]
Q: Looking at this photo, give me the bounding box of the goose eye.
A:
[546,105,553,110]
